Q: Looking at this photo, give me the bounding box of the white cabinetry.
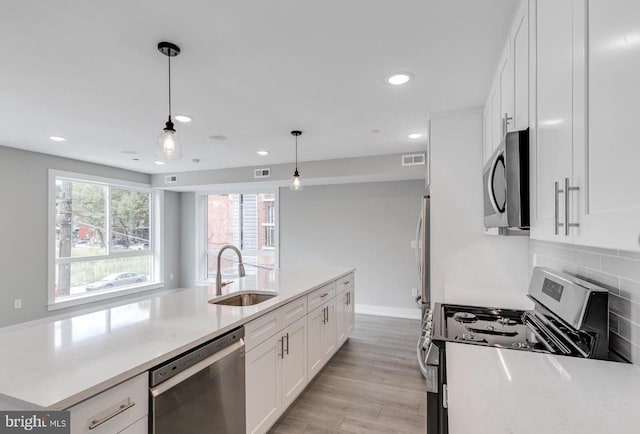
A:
[529,0,575,242]
[67,373,148,434]
[572,0,640,251]
[307,299,336,380]
[483,0,529,165]
[245,277,354,434]
[246,332,282,434]
[336,274,355,348]
[529,0,640,251]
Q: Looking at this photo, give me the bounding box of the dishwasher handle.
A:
[150,338,244,397]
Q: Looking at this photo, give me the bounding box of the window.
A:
[198,192,277,282]
[49,170,162,309]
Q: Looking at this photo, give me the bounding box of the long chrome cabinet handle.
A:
[88,400,135,430]
[320,292,329,298]
[564,177,580,236]
[285,333,289,355]
[554,181,563,235]
[280,337,284,359]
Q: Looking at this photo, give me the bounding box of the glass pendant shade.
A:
[156,119,182,160]
[290,170,303,191]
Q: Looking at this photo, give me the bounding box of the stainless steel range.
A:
[423,267,612,434]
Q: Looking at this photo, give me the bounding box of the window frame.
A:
[195,188,279,284]
[47,169,164,310]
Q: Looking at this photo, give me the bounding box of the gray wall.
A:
[0,146,180,327]
[179,192,197,288]
[279,180,427,315]
[530,239,640,366]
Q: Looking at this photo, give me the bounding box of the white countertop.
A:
[446,342,640,434]
[0,267,353,410]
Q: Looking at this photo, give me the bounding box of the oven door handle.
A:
[150,338,245,397]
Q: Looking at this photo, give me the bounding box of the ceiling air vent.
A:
[254,168,271,178]
[402,153,426,166]
[164,174,178,184]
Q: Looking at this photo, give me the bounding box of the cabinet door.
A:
[307,304,324,380]
[483,104,494,164]
[346,288,355,336]
[498,46,514,136]
[336,291,348,347]
[246,334,282,434]
[529,0,575,242]
[321,301,337,360]
[491,83,501,151]
[281,317,308,409]
[572,0,640,251]
[512,1,529,131]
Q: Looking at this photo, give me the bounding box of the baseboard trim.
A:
[354,304,421,320]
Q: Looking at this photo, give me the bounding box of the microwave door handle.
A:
[487,154,502,215]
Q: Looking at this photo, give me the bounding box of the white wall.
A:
[430,110,529,308]
[0,146,181,327]
[279,180,427,319]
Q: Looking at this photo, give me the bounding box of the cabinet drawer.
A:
[245,308,283,351]
[336,273,354,294]
[68,373,147,434]
[281,295,307,328]
[307,283,336,312]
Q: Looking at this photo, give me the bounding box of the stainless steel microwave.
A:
[483,128,529,232]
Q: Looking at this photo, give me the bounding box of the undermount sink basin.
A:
[209,292,276,306]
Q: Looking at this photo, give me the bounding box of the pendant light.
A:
[290,130,303,191]
[156,42,182,160]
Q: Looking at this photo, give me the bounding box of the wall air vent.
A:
[254,168,271,178]
[402,153,426,166]
[164,174,178,184]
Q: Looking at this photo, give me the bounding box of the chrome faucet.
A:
[216,245,246,296]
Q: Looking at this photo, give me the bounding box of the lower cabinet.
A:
[246,274,355,434]
[336,287,355,348]
[307,300,337,381]
[246,317,307,434]
[67,372,148,434]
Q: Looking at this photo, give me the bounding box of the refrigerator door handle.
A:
[415,208,423,281]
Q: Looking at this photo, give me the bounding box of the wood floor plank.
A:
[269,314,426,434]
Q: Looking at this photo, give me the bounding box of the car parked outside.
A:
[85,272,147,290]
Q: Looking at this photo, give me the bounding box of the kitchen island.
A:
[0,267,353,412]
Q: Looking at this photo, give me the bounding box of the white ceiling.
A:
[0,0,517,174]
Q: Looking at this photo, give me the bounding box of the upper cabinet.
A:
[530,0,640,251]
[483,0,530,164]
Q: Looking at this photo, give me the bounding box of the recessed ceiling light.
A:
[49,136,67,142]
[154,160,165,165]
[408,133,423,139]
[174,114,193,123]
[387,73,413,86]
[257,150,270,156]
[208,135,228,141]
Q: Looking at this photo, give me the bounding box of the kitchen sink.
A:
[209,292,276,306]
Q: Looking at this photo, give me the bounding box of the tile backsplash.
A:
[529,240,640,365]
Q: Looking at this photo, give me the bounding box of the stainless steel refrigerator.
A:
[416,195,430,378]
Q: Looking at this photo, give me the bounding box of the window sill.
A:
[47,282,165,311]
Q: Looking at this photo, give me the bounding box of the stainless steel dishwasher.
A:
[149,327,245,434]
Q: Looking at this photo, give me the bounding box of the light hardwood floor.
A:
[269,314,426,434]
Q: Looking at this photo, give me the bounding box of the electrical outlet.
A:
[411,288,418,297]
[410,240,417,248]
[14,299,22,309]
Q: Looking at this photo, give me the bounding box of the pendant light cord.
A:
[167,53,172,118]
[295,134,298,170]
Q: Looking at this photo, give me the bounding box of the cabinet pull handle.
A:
[279,338,284,359]
[343,281,350,286]
[320,292,329,298]
[554,181,563,235]
[285,333,289,355]
[564,177,580,236]
[88,400,135,430]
